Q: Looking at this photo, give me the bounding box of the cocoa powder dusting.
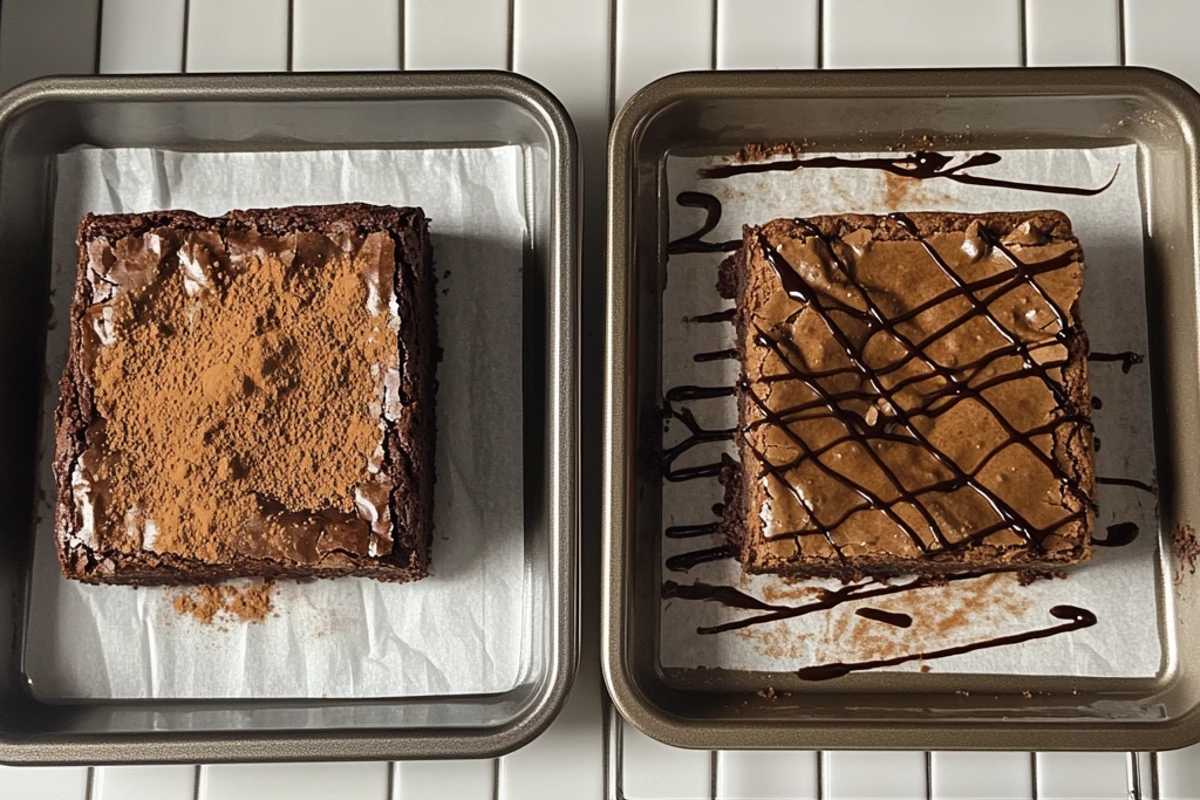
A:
[87,232,397,564]
[173,581,275,625]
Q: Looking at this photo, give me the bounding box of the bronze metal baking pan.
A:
[0,72,578,764]
[602,67,1200,751]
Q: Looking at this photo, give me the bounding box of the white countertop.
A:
[1,0,1198,797]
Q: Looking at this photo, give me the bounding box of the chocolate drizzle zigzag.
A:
[744,216,1088,556]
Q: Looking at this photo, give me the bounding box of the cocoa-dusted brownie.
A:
[720,211,1094,580]
[54,203,435,584]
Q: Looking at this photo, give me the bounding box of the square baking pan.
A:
[0,72,578,763]
[603,67,1200,751]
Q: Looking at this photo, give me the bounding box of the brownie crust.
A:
[719,211,1095,581]
[55,203,436,585]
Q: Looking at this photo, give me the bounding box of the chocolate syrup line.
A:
[1092,521,1139,548]
[688,308,736,324]
[694,348,737,363]
[695,572,990,635]
[855,607,914,629]
[698,151,1118,198]
[665,384,735,404]
[663,579,787,611]
[1088,351,1144,373]
[666,191,742,255]
[1096,476,1157,494]
[661,386,736,482]
[665,522,721,539]
[794,605,1098,681]
[751,223,1087,552]
[665,545,738,572]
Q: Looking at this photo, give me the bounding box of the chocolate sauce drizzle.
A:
[665,545,739,572]
[795,605,1097,681]
[692,572,988,635]
[661,385,735,482]
[663,579,784,611]
[665,522,720,539]
[744,215,1088,556]
[1096,476,1157,494]
[699,151,1118,197]
[1088,351,1144,373]
[855,607,914,628]
[1092,521,1139,548]
[693,348,737,363]
[687,308,736,324]
[666,191,742,255]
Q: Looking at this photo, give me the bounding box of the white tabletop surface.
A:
[1,0,1198,798]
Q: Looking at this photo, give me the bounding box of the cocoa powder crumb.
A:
[173,581,275,625]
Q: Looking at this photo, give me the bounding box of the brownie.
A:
[54,203,436,584]
[719,211,1094,580]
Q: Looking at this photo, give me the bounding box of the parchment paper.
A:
[661,145,1162,678]
[26,146,527,699]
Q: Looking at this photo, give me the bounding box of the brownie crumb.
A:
[1017,569,1068,587]
[1174,524,1200,583]
[173,582,275,625]
[920,665,931,673]
[757,687,777,700]
[733,142,811,163]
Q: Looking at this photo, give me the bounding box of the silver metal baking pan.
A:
[603,67,1200,751]
[0,71,578,764]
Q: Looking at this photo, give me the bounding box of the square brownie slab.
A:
[55,203,435,584]
[719,211,1094,580]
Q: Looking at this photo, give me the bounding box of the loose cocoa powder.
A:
[173,581,275,625]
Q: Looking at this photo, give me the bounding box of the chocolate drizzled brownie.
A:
[55,203,435,585]
[719,211,1094,580]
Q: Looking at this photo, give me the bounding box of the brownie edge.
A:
[54,203,436,585]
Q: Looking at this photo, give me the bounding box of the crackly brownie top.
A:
[65,216,402,566]
[737,212,1092,563]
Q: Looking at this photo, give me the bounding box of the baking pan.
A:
[0,72,578,763]
[602,67,1200,751]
